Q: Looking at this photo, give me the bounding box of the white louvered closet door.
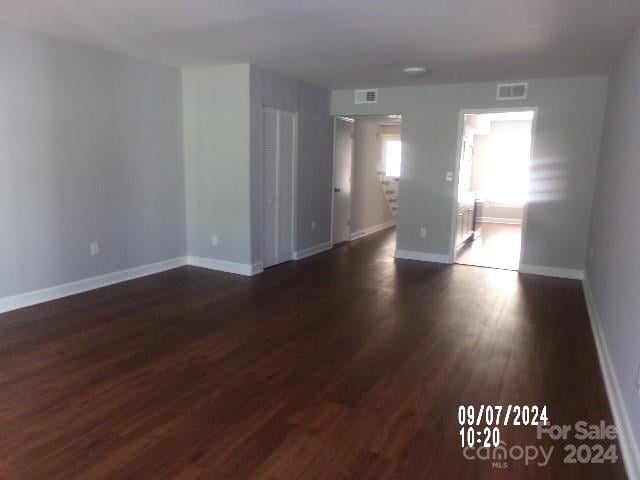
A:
[262,107,296,269]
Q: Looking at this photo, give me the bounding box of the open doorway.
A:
[332,115,401,250]
[453,110,535,271]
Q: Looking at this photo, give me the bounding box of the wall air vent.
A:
[355,89,378,104]
[496,82,528,100]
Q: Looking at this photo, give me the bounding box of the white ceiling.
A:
[1,0,639,89]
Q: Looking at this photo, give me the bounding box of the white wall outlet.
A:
[311,221,316,231]
[211,235,219,246]
[445,171,454,182]
[89,241,100,256]
[420,227,427,238]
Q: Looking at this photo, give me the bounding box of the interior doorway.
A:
[331,115,401,248]
[453,110,535,271]
[262,106,296,269]
[332,117,354,244]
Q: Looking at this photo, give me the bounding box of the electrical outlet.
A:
[89,242,100,256]
[420,227,427,238]
[311,221,316,231]
[211,235,219,246]
[445,171,454,182]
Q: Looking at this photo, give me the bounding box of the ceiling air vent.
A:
[355,89,378,104]
[497,82,528,100]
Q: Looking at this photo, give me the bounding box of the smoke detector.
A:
[403,67,430,77]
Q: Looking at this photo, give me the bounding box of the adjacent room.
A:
[454,111,534,271]
[332,115,401,250]
[1,1,640,479]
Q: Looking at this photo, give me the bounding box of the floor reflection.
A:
[456,223,522,271]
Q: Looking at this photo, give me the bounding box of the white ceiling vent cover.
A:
[497,82,528,100]
[355,89,378,104]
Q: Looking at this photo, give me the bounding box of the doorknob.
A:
[334,188,341,192]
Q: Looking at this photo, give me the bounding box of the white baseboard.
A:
[583,277,640,480]
[187,256,263,276]
[394,249,451,264]
[519,264,585,280]
[350,220,396,241]
[0,254,267,316]
[293,242,333,260]
[479,217,522,225]
[0,257,187,315]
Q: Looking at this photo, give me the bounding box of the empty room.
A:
[1,1,640,479]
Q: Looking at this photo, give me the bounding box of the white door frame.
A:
[448,107,538,269]
[330,116,354,245]
[261,106,298,267]
[290,111,298,259]
[330,117,337,244]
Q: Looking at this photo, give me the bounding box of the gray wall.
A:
[351,119,394,233]
[183,64,252,264]
[332,76,608,269]
[586,23,640,462]
[0,21,184,298]
[182,64,331,267]
[250,66,333,261]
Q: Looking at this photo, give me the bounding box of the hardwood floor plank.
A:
[0,229,625,479]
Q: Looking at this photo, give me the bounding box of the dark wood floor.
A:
[0,229,625,479]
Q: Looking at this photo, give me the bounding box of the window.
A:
[486,128,531,206]
[383,139,402,177]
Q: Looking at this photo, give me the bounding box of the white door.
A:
[263,107,296,269]
[332,117,353,244]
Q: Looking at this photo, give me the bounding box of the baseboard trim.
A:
[519,264,585,280]
[187,256,263,276]
[350,220,396,241]
[293,242,333,260]
[0,254,268,315]
[479,217,522,225]
[583,277,640,480]
[0,257,187,315]
[394,249,451,264]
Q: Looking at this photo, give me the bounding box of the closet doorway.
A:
[262,107,297,269]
